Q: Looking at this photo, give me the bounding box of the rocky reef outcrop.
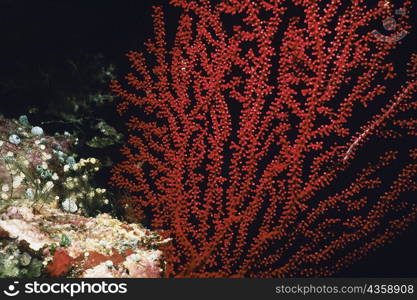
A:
[0,115,169,278]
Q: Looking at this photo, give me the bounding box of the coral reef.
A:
[0,203,168,278]
[0,115,168,278]
[0,115,110,215]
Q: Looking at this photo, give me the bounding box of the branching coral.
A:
[111,0,417,277]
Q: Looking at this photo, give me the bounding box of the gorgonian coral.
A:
[110,0,417,277]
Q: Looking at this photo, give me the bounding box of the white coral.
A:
[61,198,78,213]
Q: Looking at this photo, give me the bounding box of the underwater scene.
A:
[0,0,417,281]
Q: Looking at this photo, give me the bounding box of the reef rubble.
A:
[0,201,169,278]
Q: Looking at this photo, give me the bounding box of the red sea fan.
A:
[110,0,417,277]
